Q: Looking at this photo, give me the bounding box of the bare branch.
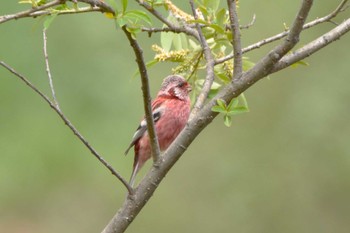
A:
[240,14,256,30]
[122,26,161,165]
[0,0,63,24]
[271,18,350,73]
[77,0,115,13]
[0,0,115,24]
[26,6,108,18]
[215,0,347,65]
[141,26,195,36]
[189,0,215,118]
[43,29,60,110]
[0,61,133,194]
[227,0,243,77]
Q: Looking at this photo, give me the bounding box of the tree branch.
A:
[136,0,199,39]
[0,61,133,194]
[271,17,350,73]
[189,0,215,117]
[122,26,161,165]
[227,0,243,77]
[215,0,347,65]
[0,0,63,24]
[43,29,60,110]
[0,0,115,24]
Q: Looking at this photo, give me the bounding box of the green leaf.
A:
[228,106,249,115]
[227,98,239,111]
[211,105,227,113]
[188,39,200,50]
[224,115,232,127]
[207,24,225,34]
[121,0,128,13]
[124,10,152,25]
[172,33,188,50]
[116,16,127,27]
[215,8,226,24]
[43,13,58,29]
[216,99,226,109]
[203,0,220,11]
[291,59,309,68]
[160,32,174,52]
[239,93,249,109]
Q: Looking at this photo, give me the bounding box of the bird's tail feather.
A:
[129,163,139,187]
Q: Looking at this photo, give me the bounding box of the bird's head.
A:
[158,75,191,100]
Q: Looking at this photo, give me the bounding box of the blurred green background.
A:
[1,1,350,233]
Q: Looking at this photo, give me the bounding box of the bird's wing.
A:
[124,105,164,155]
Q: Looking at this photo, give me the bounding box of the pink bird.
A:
[125,75,192,186]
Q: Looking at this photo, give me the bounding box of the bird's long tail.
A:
[129,163,139,187]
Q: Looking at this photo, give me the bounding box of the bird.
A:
[125,75,192,186]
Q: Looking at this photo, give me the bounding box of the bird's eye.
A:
[177,82,185,88]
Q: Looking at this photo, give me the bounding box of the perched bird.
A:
[125,75,192,186]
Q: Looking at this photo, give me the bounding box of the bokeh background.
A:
[1,1,350,233]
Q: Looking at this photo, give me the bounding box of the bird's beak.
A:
[187,85,192,92]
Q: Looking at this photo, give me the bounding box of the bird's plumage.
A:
[125,75,191,186]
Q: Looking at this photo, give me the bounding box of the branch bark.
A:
[227,0,243,77]
[122,26,161,165]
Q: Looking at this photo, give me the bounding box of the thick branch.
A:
[0,61,133,194]
[122,26,161,164]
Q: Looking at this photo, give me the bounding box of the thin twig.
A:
[0,61,134,195]
[141,26,195,36]
[43,29,60,110]
[122,26,161,164]
[0,0,63,24]
[271,18,350,73]
[189,0,215,118]
[0,0,115,24]
[136,0,199,39]
[215,0,348,65]
[240,14,256,30]
[227,0,243,77]
[27,6,107,18]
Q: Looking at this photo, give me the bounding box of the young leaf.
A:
[124,10,152,25]
[121,0,128,13]
[216,99,227,110]
[227,98,239,111]
[204,0,220,11]
[224,115,232,127]
[161,32,174,52]
[211,105,227,113]
[228,106,249,115]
